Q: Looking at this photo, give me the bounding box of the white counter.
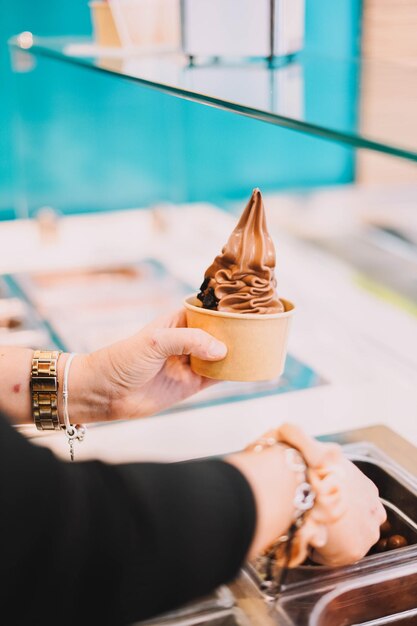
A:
[2,196,416,462]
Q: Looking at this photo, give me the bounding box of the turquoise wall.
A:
[0,0,361,219]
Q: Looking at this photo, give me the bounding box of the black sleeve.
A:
[0,414,256,626]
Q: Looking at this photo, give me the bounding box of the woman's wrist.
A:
[58,352,111,425]
[0,347,111,426]
[227,445,299,559]
[233,427,334,570]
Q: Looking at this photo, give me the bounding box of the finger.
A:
[309,472,347,522]
[148,328,227,361]
[245,429,279,452]
[314,471,344,497]
[314,493,347,522]
[374,500,387,526]
[175,308,187,328]
[199,376,220,390]
[288,519,328,567]
[309,523,328,550]
[275,423,340,468]
[142,308,185,332]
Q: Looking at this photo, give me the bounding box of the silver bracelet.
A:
[62,353,86,461]
[247,436,316,525]
[284,447,316,527]
[247,435,316,592]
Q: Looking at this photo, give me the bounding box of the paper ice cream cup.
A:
[184,295,295,382]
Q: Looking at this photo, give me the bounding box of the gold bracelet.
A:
[31,350,62,431]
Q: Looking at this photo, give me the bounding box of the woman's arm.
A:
[0,412,385,624]
[0,309,228,426]
[1,412,295,625]
[0,346,32,423]
[0,347,106,425]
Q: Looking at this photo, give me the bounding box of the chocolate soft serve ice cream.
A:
[197,188,285,314]
[185,188,294,381]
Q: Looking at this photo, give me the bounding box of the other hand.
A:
[276,423,387,567]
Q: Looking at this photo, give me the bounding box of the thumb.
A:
[147,328,227,361]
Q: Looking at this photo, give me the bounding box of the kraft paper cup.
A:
[184,295,295,382]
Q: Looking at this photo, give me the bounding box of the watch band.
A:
[31,350,62,431]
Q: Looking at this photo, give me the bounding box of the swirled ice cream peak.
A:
[197,189,284,314]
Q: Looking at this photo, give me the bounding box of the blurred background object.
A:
[180,0,304,60]
[102,0,180,50]
[361,0,417,65]
[1,0,360,220]
[35,205,60,244]
[89,1,121,47]
[357,0,417,184]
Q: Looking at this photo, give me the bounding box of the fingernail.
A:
[313,525,328,548]
[208,341,227,358]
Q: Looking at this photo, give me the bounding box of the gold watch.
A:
[31,350,62,431]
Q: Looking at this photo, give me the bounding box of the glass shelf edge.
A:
[8,36,417,163]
